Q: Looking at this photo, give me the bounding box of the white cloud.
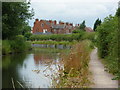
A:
[31,0,119,3]
[29,0,118,28]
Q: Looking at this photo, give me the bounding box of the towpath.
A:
[89,48,118,88]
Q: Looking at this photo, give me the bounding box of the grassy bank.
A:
[2,35,31,55]
[52,40,94,88]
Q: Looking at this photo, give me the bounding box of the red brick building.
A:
[32,19,75,34]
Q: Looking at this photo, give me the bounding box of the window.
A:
[41,23,44,27]
[43,29,47,33]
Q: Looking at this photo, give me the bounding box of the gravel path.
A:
[89,48,118,88]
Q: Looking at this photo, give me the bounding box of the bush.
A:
[81,32,96,42]
[24,33,32,40]
[2,40,11,54]
[29,33,86,42]
[2,35,31,55]
[10,35,26,52]
[96,15,119,79]
[72,30,85,34]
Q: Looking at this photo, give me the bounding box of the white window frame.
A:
[43,29,47,33]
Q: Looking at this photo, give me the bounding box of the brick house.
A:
[32,19,75,34]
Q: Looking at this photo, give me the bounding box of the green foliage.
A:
[116,7,120,17]
[93,18,102,31]
[24,32,32,40]
[97,15,117,58]
[2,40,11,54]
[10,35,26,52]
[2,35,31,55]
[96,14,119,79]
[2,2,34,40]
[21,23,32,36]
[81,32,96,42]
[72,29,85,34]
[30,31,96,44]
[31,41,77,45]
[80,20,86,30]
[30,34,84,42]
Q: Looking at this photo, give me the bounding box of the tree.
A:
[2,2,34,40]
[93,18,101,31]
[21,22,31,35]
[80,20,86,30]
[116,7,120,17]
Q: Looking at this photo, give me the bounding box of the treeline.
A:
[96,8,120,79]
[2,2,34,55]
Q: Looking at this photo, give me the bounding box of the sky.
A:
[29,0,119,29]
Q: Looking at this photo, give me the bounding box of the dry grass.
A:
[52,40,93,88]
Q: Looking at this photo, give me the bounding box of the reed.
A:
[53,40,93,88]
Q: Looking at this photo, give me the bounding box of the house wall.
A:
[32,19,51,33]
[32,19,75,34]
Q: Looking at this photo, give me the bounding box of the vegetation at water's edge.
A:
[96,9,120,80]
[2,2,34,55]
[30,31,96,43]
[31,40,77,45]
[2,35,31,55]
[52,40,94,88]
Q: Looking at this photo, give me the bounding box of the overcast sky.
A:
[29,0,119,29]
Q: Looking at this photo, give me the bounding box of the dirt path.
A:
[89,48,118,88]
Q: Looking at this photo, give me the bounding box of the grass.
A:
[2,40,31,55]
[52,40,94,88]
[100,57,119,80]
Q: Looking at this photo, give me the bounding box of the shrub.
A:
[2,40,11,54]
[10,35,26,52]
[72,30,85,34]
[29,33,85,42]
[96,15,119,79]
[2,35,31,55]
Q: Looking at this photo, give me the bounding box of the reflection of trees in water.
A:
[2,53,27,88]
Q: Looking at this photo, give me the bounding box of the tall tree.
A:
[2,2,34,40]
[80,20,86,30]
[93,18,101,31]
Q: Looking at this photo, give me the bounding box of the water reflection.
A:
[2,48,63,88]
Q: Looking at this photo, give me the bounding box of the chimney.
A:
[49,20,52,24]
[66,22,69,25]
[34,19,39,25]
[70,23,73,26]
[54,20,57,25]
[40,19,44,22]
[59,21,64,25]
[35,19,39,22]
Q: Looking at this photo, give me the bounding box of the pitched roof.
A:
[85,27,94,32]
[52,24,65,29]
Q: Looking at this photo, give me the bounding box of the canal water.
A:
[2,48,68,88]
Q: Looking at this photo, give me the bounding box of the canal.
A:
[2,48,69,88]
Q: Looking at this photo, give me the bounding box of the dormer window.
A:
[41,23,44,27]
